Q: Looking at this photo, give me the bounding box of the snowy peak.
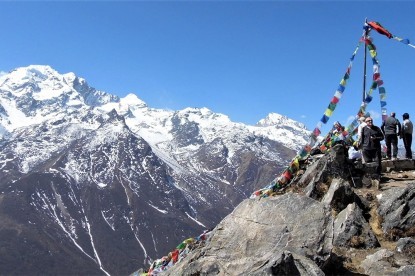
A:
[8,65,56,82]
[257,113,306,129]
[175,107,231,126]
[1,65,66,98]
[97,93,148,121]
[251,113,310,151]
[0,65,311,156]
[0,65,124,132]
[121,93,147,108]
[71,76,119,107]
[0,65,118,106]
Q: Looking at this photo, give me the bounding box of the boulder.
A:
[301,145,350,200]
[381,159,415,172]
[300,156,330,198]
[333,203,379,248]
[261,251,325,276]
[360,249,395,275]
[396,237,415,253]
[321,178,369,215]
[360,249,415,276]
[164,193,333,275]
[377,184,415,237]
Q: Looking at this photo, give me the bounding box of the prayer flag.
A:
[368,21,393,39]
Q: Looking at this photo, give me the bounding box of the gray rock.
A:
[361,249,415,276]
[258,251,325,276]
[396,237,415,253]
[164,193,333,275]
[300,156,329,198]
[302,145,350,200]
[333,203,379,248]
[322,178,370,216]
[381,159,415,172]
[393,265,415,276]
[360,249,395,275]
[377,184,415,235]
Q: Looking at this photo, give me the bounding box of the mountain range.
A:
[0,65,310,275]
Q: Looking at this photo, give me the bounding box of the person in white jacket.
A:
[357,117,367,141]
[357,117,367,163]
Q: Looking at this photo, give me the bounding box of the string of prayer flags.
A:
[318,41,360,128]
[345,29,388,140]
[251,19,415,198]
[143,230,212,275]
[366,36,388,122]
[393,36,415,49]
[367,21,393,39]
[367,21,415,49]
[250,41,362,198]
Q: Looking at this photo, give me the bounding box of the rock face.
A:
[148,144,415,276]
[377,183,415,237]
[333,203,379,248]
[165,193,332,275]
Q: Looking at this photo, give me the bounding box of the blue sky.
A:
[1,1,414,135]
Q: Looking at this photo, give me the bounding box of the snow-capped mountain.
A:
[0,65,311,275]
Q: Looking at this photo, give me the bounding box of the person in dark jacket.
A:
[401,113,413,159]
[360,117,384,174]
[381,112,401,160]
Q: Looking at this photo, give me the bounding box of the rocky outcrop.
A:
[164,193,332,275]
[377,183,415,239]
[144,144,415,275]
[360,249,415,275]
[333,203,379,248]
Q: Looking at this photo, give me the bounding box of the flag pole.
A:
[362,18,368,102]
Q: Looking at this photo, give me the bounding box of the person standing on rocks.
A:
[357,116,367,163]
[401,113,413,159]
[357,116,367,141]
[360,117,384,174]
[381,112,401,160]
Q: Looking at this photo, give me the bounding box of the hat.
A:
[359,117,366,122]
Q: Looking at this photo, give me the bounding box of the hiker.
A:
[331,121,345,145]
[356,116,367,163]
[348,141,362,160]
[333,121,342,133]
[360,117,384,174]
[357,116,367,141]
[401,113,413,159]
[381,112,401,160]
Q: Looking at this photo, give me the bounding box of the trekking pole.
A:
[348,166,357,187]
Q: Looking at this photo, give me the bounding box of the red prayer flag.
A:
[368,21,393,39]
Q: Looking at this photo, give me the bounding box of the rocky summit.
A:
[140,144,415,275]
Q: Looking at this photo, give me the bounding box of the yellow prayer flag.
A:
[324,109,333,117]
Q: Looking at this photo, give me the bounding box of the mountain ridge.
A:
[0,65,311,275]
